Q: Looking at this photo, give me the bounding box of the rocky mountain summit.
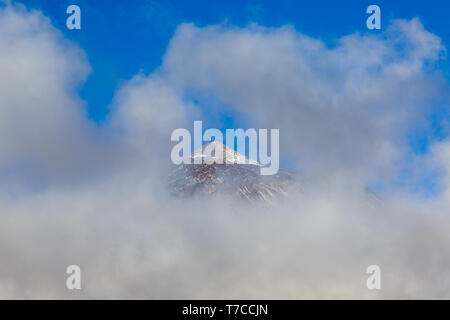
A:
[168,141,300,202]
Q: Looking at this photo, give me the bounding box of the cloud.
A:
[162,19,446,181]
[0,3,450,299]
[0,4,110,189]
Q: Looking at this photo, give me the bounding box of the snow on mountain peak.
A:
[191,141,260,165]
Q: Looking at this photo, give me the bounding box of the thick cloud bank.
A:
[163,20,445,180]
[0,3,450,298]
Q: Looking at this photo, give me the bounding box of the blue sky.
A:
[9,0,450,195]
[16,0,450,122]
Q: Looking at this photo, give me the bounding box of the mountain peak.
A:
[192,140,260,165]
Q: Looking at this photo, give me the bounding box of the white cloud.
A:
[162,19,445,181]
[0,4,107,188]
[1,3,450,299]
